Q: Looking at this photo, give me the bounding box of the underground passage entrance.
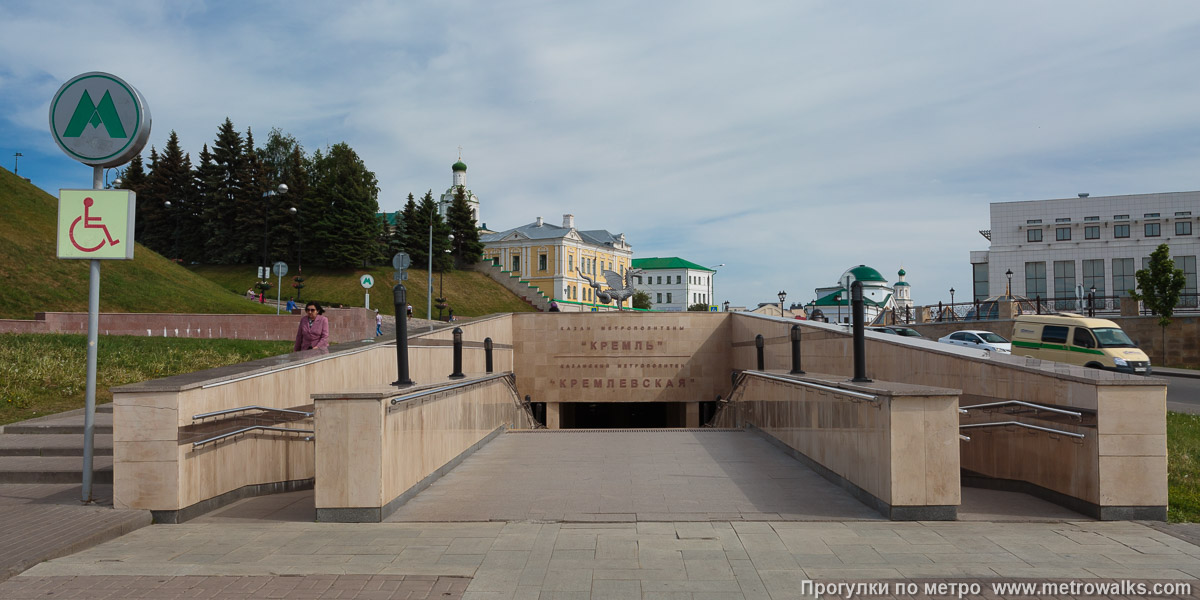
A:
[550,401,718,428]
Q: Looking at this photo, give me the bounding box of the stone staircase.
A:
[0,405,113,484]
[470,262,551,311]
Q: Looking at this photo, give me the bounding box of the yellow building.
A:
[480,214,633,310]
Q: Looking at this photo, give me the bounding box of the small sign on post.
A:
[361,273,374,310]
[56,190,135,260]
[273,262,288,314]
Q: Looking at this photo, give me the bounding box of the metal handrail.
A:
[192,425,314,447]
[959,421,1086,439]
[740,370,879,402]
[960,400,1083,419]
[390,372,514,406]
[193,405,314,421]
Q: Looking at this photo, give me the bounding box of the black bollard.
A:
[851,281,871,382]
[755,334,765,371]
[391,283,414,386]
[789,324,805,375]
[484,337,494,374]
[449,327,465,379]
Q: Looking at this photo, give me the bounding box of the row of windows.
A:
[1027,211,1191,225]
[1021,256,1198,300]
[491,253,622,275]
[1028,221,1191,242]
[635,274,708,286]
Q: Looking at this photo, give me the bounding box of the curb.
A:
[1154,368,1200,380]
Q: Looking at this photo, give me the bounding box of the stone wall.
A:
[0,309,375,345]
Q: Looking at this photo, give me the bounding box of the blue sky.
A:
[5,1,1200,308]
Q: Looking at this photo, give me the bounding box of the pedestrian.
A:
[294,302,330,351]
[548,301,561,312]
[246,288,255,301]
[286,297,296,313]
[375,310,383,336]
[406,304,413,319]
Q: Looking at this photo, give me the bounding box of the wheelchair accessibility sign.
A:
[57,189,136,260]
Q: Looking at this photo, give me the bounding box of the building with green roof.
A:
[805,264,908,324]
[631,257,719,312]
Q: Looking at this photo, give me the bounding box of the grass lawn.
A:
[0,333,293,426]
[1169,411,1200,522]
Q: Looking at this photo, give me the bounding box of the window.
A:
[1025,262,1047,299]
[1055,217,1071,223]
[1027,229,1043,242]
[1073,328,1096,349]
[1145,223,1161,237]
[1084,226,1100,239]
[972,263,988,300]
[657,276,662,285]
[666,293,672,304]
[1041,326,1069,344]
[634,276,641,284]
[1177,221,1192,236]
[676,275,682,284]
[1113,258,1135,297]
[512,255,520,272]
[538,254,547,271]
[568,256,573,272]
[1053,261,1075,309]
[1114,224,1130,238]
[1083,259,1105,299]
[491,257,499,267]
[656,293,662,304]
[1084,216,1100,221]
[1114,214,1129,220]
[1026,219,1042,225]
[1145,213,1160,218]
[1177,211,1192,217]
[1179,255,1197,307]
[1056,227,1071,241]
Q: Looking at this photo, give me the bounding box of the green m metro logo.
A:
[62,90,127,138]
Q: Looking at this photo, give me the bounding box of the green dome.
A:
[898,268,906,276]
[844,265,887,283]
[452,160,467,172]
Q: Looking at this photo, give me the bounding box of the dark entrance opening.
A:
[561,402,686,428]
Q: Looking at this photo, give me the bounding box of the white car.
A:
[938,330,1012,353]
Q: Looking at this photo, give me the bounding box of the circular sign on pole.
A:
[392,253,411,270]
[273,261,288,277]
[49,72,151,168]
[360,274,375,289]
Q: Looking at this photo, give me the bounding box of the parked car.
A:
[868,326,924,338]
[1011,313,1150,374]
[937,330,1012,353]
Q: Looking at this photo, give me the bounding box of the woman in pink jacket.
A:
[294,302,330,351]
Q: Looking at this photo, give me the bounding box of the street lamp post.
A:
[13,152,21,175]
[1005,269,1013,297]
[261,184,288,302]
[438,234,454,321]
[1089,285,1097,317]
[723,300,730,312]
[778,290,787,319]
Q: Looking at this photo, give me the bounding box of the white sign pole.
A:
[81,166,102,503]
[276,270,282,315]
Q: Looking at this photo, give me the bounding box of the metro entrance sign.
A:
[50,72,151,505]
[49,72,152,168]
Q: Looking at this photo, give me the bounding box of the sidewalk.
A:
[1155,366,1200,379]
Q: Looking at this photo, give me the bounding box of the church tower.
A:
[439,153,480,225]
[893,268,912,311]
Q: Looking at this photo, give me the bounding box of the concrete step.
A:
[0,456,113,484]
[3,410,113,435]
[0,434,113,457]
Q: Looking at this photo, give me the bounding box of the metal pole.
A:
[789,324,804,375]
[392,283,413,386]
[851,281,871,382]
[484,338,494,374]
[449,327,465,379]
[276,268,282,314]
[82,165,102,503]
[755,334,765,371]
[427,222,432,324]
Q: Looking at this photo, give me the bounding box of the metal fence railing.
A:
[907,292,1200,323]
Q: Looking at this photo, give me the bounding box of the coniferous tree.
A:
[203,119,248,264]
[260,129,305,267]
[239,127,270,270]
[397,193,420,263]
[447,186,483,267]
[116,153,149,243]
[413,190,452,271]
[136,146,170,252]
[284,146,310,269]
[308,143,381,268]
[156,131,195,262]
[192,144,218,262]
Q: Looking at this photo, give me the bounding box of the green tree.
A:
[202,119,249,264]
[687,302,709,312]
[116,153,149,242]
[395,193,419,261]
[1130,243,1187,364]
[146,131,195,261]
[632,290,652,310]
[259,129,306,268]
[307,143,381,268]
[446,186,484,267]
[409,191,451,271]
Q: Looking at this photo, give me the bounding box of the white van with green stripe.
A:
[1011,313,1151,375]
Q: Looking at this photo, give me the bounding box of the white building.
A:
[438,158,480,225]
[972,192,1200,306]
[805,265,898,324]
[631,257,717,312]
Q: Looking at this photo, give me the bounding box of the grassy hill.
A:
[0,167,276,319]
[189,264,538,319]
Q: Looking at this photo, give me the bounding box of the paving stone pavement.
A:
[7,519,1200,598]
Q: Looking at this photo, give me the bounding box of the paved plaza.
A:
[2,429,1200,598]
